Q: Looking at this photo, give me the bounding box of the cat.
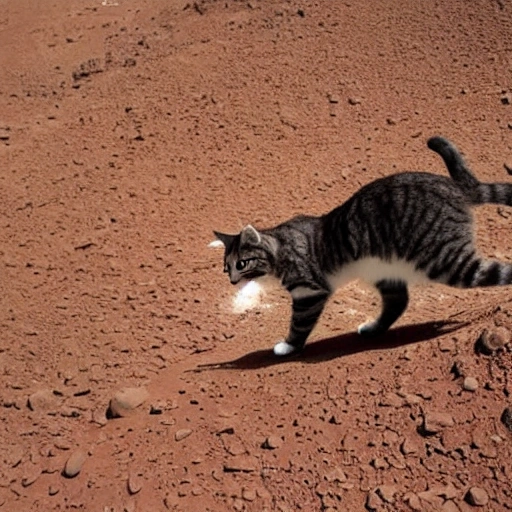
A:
[214,136,512,357]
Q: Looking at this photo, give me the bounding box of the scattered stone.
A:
[371,457,389,470]
[442,500,461,512]
[127,472,143,494]
[223,455,258,473]
[465,486,489,506]
[404,492,422,511]
[27,389,58,413]
[242,487,257,501]
[401,437,419,456]
[48,485,60,496]
[501,406,512,432]
[108,387,149,418]
[63,449,87,478]
[91,408,108,426]
[323,467,347,483]
[376,485,397,504]
[21,465,42,487]
[348,97,361,105]
[366,489,381,511]
[438,338,456,352]
[261,435,282,450]
[421,411,455,435]
[463,377,478,392]
[475,327,510,355]
[175,429,193,442]
[379,392,403,408]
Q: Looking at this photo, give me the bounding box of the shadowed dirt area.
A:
[1,0,512,510]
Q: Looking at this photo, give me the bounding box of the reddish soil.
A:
[1,1,512,511]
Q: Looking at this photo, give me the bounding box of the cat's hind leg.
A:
[358,279,409,336]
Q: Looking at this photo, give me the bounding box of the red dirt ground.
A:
[1,1,512,511]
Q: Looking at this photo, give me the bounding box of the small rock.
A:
[223,455,258,473]
[127,473,143,494]
[379,392,403,408]
[366,490,381,511]
[371,457,389,470]
[27,389,58,413]
[48,485,60,496]
[501,406,512,432]
[421,411,455,435]
[108,387,149,418]
[465,486,489,506]
[91,408,108,426]
[475,327,510,355]
[463,377,478,392]
[323,467,347,483]
[404,492,422,511]
[21,466,42,487]
[401,437,419,455]
[242,487,257,501]
[63,449,87,478]
[348,97,361,105]
[175,429,193,442]
[261,435,282,450]
[442,500,460,512]
[376,485,397,503]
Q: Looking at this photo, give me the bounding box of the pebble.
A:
[223,455,258,473]
[27,389,57,413]
[501,406,512,432]
[404,492,422,511]
[63,449,87,478]
[108,387,149,418]
[366,490,381,511]
[401,437,419,455]
[261,435,282,450]
[48,485,60,496]
[463,376,478,392]
[21,465,42,487]
[465,486,489,506]
[376,485,397,503]
[242,487,257,501]
[421,411,454,435]
[475,327,510,355]
[175,429,193,442]
[127,473,143,494]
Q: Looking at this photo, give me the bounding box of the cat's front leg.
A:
[274,287,330,356]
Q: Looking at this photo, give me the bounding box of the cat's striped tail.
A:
[441,255,512,289]
[427,136,512,206]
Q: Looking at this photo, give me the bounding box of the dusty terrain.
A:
[1,0,512,510]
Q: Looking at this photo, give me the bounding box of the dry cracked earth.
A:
[1,0,512,511]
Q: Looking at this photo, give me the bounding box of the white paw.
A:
[273,340,297,357]
[357,322,371,335]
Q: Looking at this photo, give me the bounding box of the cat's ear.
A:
[213,231,236,250]
[240,224,261,245]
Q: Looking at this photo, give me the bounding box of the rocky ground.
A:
[1,0,512,511]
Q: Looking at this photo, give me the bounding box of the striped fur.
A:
[214,136,512,356]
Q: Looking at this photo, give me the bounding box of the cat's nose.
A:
[230,275,241,285]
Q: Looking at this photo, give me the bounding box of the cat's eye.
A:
[235,260,247,271]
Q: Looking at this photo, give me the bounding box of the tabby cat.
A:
[214,136,512,357]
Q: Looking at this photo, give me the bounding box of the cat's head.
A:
[213,225,276,285]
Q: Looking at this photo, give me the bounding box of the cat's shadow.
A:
[192,320,469,372]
